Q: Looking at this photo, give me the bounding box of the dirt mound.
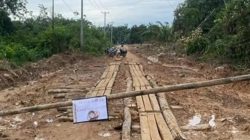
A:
[0,52,86,90]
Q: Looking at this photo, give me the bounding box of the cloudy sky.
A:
[26,0,184,26]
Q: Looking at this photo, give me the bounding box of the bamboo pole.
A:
[0,74,250,116]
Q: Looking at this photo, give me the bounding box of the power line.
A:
[87,0,98,9]
[90,0,102,10]
[61,0,75,13]
[80,0,84,49]
[96,0,107,10]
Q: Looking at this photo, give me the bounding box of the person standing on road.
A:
[116,45,121,57]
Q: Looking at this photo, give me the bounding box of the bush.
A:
[186,36,209,55]
[1,16,111,65]
[0,43,32,65]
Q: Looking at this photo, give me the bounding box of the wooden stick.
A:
[0,74,250,116]
[109,74,250,100]
[181,124,211,131]
[122,78,132,140]
[48,89,87,95]
[147,76,186,140]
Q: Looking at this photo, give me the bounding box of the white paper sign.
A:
[72,96,108,123]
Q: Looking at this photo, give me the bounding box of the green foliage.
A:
[186,36,209,55]
[173,0,225,36]
[0,43,33,65]
[111,25,130,44]
[0,10,110,65]
[174,0,250,66]
[111,22,173,45]
[129,25,147,44]
[0,11,14,35]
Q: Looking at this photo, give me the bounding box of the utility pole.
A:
[80,0,84,49]
[111,25,113,44]
[52,0,54,31]
[101,11,109,33]
[110,22,114,45]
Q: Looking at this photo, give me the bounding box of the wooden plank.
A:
[130,64,145,112]
[140,113,151,140]
[148,94,160,111]
[147,113,161,140]
[91,90,98,97]
[107,72,117,88]
[134,64,150,87]
[130,66,140,88]
[132,65,145,87]
[95,79,106,89]
[104,89,112,96]
[96,63,119,96]
[96,90,105,96]
[101,66,110,79]
[136,64,160,111]
[141,87,153,111]
[147,77,186,140]
[146,86,160,111]
[106,65,115,79]
[135,90,145,112]
[133,65,153,111]
[155,113,174,140]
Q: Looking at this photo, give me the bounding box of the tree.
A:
[173,0,225,36]
[0,10,13,35]
[0,0,27,35]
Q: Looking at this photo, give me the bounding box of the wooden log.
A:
[58,116,73,122]
[124,78,133,107]
[147,76,186,140]
[122,78,132,140]
[53,92,85,99]
[122,107,132,140]
[48,89,87,95]
[181,124,211,131]
[0,74,250,116]
[57,107,72,112]
[53,94,66,99]
[109,74,250,100]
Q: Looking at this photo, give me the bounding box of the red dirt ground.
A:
[0,45,249,140]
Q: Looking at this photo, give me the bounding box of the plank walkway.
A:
[54,62,120,121]
[87,62,120,97]
[129,63,174,140]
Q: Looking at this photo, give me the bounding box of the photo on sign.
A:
[72,96,108,123]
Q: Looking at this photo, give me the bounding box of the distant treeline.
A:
[111,0,250,67]
[0,2,110,66]
[1,0,249,67]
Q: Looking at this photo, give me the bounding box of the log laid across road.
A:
[0,74,250,116]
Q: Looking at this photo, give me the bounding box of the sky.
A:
[26,0,184,27]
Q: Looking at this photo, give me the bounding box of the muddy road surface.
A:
[0,45,250,140]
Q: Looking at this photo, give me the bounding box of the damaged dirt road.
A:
[0,45,250,140]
